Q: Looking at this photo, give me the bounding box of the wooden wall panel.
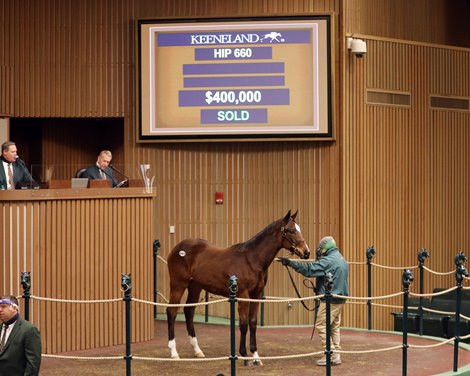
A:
[0,65,13,116]
[0,0,134,117]
[0,190,154,353]
[342,36,470,330]
[343,0,470,47]
[152,141,341,324]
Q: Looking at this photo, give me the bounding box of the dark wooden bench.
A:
[391,297,431,334]
[391,288,470,340]
[421,288,470,340]
[421,297,454,338]
[447,300,470,343]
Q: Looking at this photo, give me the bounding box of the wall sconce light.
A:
[347,37,367,58]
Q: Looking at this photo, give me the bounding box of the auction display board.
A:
[138,16,333,141]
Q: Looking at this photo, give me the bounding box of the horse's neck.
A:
[247,231,282,270]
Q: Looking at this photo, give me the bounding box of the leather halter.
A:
[280,225,298,253]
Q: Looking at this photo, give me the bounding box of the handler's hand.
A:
[277,257,291,266]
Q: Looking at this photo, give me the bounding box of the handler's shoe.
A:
[316,355,341,366]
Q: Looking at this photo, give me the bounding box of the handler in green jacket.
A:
[278,236,349,366]
[0,295,42,375]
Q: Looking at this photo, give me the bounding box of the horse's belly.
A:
[192,270,264,298]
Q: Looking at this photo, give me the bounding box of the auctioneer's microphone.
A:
[98,166,118,187]
[109,164,129,188]
[109,164,130,180]
[15,155,26,166]
[14,155,37,188]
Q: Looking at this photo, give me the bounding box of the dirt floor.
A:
[40,320,470,376]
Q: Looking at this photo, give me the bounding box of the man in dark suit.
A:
[0,141,35,190]
[0,295,41,375]
[83,150,117,187]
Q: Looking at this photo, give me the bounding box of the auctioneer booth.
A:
[0,186,155,353]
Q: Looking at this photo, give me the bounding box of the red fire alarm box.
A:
[215,192,224,204]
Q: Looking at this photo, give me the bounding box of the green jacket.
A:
[0,318,42,376]
[288,247,349,304]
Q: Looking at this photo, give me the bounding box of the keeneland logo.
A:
[190,31,284,45]
[260,31,284,43]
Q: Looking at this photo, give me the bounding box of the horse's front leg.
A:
[237,300,250,365]
[248,301,263,366]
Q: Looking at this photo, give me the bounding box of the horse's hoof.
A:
[244,360,254,366]
[195,351,205,358]
[170,354,180,359]
[253,359,263,366]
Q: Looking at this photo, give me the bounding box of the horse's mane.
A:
[232,218,282,253]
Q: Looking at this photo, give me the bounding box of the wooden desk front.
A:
[0,188,155,353]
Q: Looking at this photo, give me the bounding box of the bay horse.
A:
[166,210,310,364]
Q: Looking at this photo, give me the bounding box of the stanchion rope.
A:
[370,262,417,270]
[422,265,454,275]
[132,297,228,308]
[134,355,228,362]
[410,286,458,298]
[157,292,169,303]
[30,295,121,304]
[43,354,122,360]
[29,287,470,366]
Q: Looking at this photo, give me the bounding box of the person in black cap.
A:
[278,236,349,366]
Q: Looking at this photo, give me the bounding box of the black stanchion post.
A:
[260,289,265,327]
[228,275,238,376]
[324,272,334,376]
[366,246,376,330]
[153,240,160,320]
[402,269,414,376]
[453,252,468,373]
[122,274,132,376]
[20,272,31,321]
[417,248,429,336]
[205,291,209,323]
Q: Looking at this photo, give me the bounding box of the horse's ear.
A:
[291,210,298,220]
[283,210,292,223]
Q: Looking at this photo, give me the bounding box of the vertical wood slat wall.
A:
[342,35,470,329]
[1,0,470,335]
[0,0,134,118]
[155,142,340,324]
[0,64,13,116]
[0,193,154,353]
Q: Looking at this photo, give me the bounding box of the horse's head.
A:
[280,210,310,259]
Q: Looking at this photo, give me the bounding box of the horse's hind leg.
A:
[248,302,263,366]
[184,284,205,357]
[167,286,185,359]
